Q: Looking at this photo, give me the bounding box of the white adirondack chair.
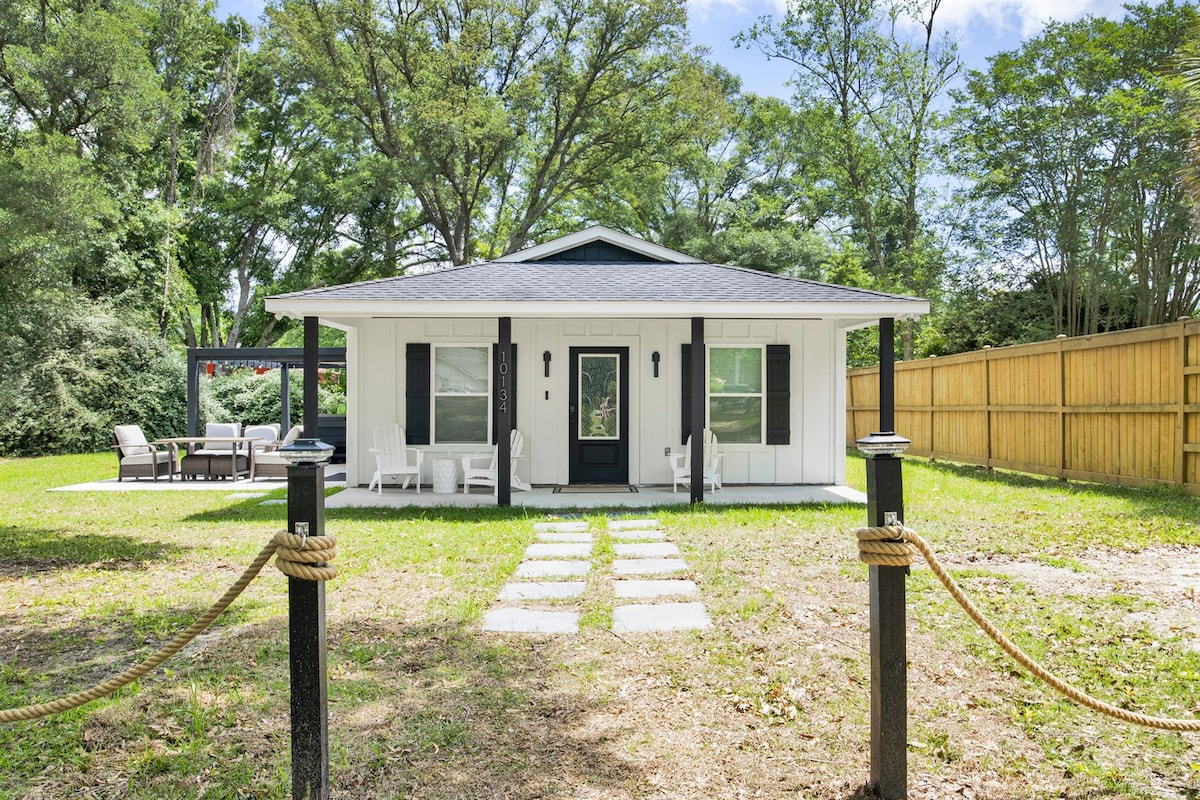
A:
[462,429,528,494]
[669,428,722,493]
[368,422,424,494]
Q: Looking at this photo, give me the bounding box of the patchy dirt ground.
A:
[2,508,1199,800]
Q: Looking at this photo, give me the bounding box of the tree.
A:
[269,0,698,265]
[743,0,960,355]
[951,1,1200,336]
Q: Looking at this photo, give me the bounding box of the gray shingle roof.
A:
[271,260,920,304]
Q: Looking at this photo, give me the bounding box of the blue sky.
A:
[215,0,1140,99]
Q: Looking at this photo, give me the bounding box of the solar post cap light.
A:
[856,431,911,457]
[277,438,335,465]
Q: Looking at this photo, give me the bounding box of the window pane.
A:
[709,347,762,394]
[435,346,489,393]
[579,354,619,440]
[435,396,489,443]
[710,397,762,443]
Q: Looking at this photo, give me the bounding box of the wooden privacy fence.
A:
[846,319,1200,494]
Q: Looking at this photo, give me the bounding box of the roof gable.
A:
[495,224,698,263]
[532,241,657,262]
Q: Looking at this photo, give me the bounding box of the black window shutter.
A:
[765,344,790,445]
[492,343,517,444]
[680,343,691,445]
[406,343,431,445]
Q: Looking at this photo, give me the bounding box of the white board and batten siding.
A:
[334,316,846,489]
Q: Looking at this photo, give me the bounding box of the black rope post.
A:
[859,316,910,800]
[286,317,332,800]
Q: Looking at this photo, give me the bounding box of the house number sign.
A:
[497,347,510,416]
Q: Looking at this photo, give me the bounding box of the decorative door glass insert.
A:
[578,354,619,440]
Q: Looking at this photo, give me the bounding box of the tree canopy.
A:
[3,0,1200,454]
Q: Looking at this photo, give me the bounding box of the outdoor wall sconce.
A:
[651,351,660,377]
[543,350,552,377]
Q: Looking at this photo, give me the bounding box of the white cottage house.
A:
[264,226,928,503]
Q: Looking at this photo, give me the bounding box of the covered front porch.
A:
[325,482,866,510]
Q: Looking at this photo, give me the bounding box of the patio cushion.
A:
[121,451,171,466]
[196,422,242,455]
[245,423,280,451]
[113,424,151,456]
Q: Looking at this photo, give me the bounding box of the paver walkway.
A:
[482,518,712,634]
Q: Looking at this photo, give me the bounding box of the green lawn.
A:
[0,452,1197,799]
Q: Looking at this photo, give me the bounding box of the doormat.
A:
[553,484,638,493]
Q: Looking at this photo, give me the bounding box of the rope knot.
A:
[273,530,338,581]
[856,524,918,567]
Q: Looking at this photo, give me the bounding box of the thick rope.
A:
[857,524,1200,733]
[0,530,336,724]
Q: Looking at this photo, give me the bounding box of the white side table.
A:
[432,457,458,494]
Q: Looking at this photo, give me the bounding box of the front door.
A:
[569,347,629,484]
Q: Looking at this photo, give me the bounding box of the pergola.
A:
[185,346,347,437]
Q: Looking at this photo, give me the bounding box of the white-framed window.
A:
[708,345,764,444]
[432,344,490,444]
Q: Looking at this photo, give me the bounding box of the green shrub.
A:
[200,367,343,429]
[0,296,186,456]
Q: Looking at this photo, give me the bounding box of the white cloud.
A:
[934,0,1131,38]
[687,0,788,25]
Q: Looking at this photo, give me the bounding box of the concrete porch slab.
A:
[320,484,866,510]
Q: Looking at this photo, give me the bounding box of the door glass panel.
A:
[578,354,619,440]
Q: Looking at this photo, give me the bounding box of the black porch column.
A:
[303,317,319,438]
[496,317,513,506]
[867,316,907,799]
[690,317,705,504]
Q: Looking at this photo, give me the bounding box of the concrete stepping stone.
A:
[259,498,287,505]
[524,542,592,559]
[610,529,666,541]
[613,579,699,599]
[536,532,594,543]
[484,608,579,634]
[607,519,659,531]
[612,602,711,633]
[227,493,268,500]
[612,558,688,576]
[498,582,586,601]
[515,560,591,578]
[534,521,590,533]
[614,542,680,558]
